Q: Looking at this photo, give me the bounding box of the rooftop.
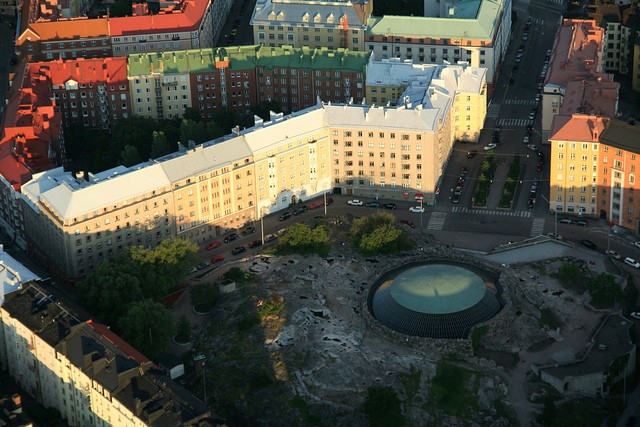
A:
[599,119,640,153]
[0,244,40,306]
[252,0,369,28]
[17,17,109,43]
[549,114,609,143]
[109,0,212,36]
[31,57,129,86]
[546,19,604,88]
[366,0,501,40]
[366,57,437,87]
[560,76,618,117]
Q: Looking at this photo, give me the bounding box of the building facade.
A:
[0,282,212,427]
[251,0,371,51]
[22,63,486,279]
[127,45,369,119]
[28,57,131,129]
[17,19,111,62]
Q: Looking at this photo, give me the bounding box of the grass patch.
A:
[258,296,285,320]
[428,362,478,419]
[539,307,561,329]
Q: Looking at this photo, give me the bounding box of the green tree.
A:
[349,212,413,255]
[558,261,581,288]
[175,315,191,343]
[277,223,330,255]
[117,299,175,359]
[223,267,253,283]
[586,273,623,306]
[120,144,141,166]
[190,282,220,311]
[183,107,203,122]
[109,0,132,17]
[363,386,406,427]
[77,259,144,325]
[150,130,174,159]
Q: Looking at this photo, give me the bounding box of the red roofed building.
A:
[29,57,130,129]
[17,18,111,62]
[0,65,62,249]
[109,0,219,57]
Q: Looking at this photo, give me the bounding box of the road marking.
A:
[504,98,537,106]
[497,118,530,127]
[452,206,532,217]
[427,212,447,230]
[530,218,545,237]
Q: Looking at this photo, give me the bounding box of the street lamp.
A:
[323,191,327,216]
[419,198,423,228]
[260,206,267,245]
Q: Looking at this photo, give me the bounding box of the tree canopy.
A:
[349,212,413,255]
[117,299,175,360]
[276,223,330,255]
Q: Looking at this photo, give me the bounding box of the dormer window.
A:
[302,12,309,22]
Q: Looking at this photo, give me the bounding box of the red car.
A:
[308,201,324,210]
[207,241,222,250]
[211,255,225,263]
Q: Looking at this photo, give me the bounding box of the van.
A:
[624,257,640,268]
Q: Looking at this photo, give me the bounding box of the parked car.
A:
[248,240,262,248]
[483,143,498,151]
[409,206,425,213]
[631,312,640,320]
[279,212,291,221]
[211,255,225,263]
[575,219,588,227]
[308,201,324,210]
[193,262,209,272]
[347,199,364,206]
[536,163,543,172]
[625,257,640,268]
[605,249,621,260]
[231,246,247,256]
[523,134,530,144]
[466,150,478,159]
[634,241,640,249]
[383,203,397,210]
[241,226,256,235]
[547,233,562,240]
[366,201,381,208]
[207,241,222,250]
[325,197,334,205]
[527,144,538,151]
[557,218,574,224]
[399,219,415,228]
[528,109,537,120]
[293,206,309,215]
[264,234,277,242]
[580,239,597,250]
[451,193,461,204]
[223,233,239,243]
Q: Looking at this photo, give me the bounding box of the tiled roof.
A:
[108,0,211,36]
[32,57,128,86]
[599,119,640,153]
[19,17,109,42]
[560,77,618,118]
[549,114,608,142]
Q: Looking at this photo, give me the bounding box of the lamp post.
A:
[323,191,327,216]
[419,199,423,228]
[260,206,266,245]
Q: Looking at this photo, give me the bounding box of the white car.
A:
[483,143,498,151]
[527,144,538,151]
[409,206,425,213]
[523,135,530,144]
[605,250,621,260]
[634,241,640,249]
[631,312,640,320]
[347,199,363,206]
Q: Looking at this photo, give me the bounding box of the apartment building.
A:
[597,120,640,231]
[22,62,485,279]
[109,0,217,57]
[251,0,371,51]
[542,19,606,140]
[634,37,640,92]
[128,45,369,118]
[364,0,512,88]
[589,0,640,75]
[29,57,131,129]
[0,282,212,426]
[17,18,111,62]
[256,45,367,112]
[365,57,437,106]
[0,0,17,16]
[0,64,62,250]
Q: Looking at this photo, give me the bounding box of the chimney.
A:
[11,394,22,408]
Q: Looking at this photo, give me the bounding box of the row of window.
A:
[44,40,106,49]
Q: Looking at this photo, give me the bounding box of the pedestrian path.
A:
[451,206,532,218]
[427,212,447,230]
[487,103,501,118]
[530,217,545,237]
[497,118,529,127]
[504,98,537,106]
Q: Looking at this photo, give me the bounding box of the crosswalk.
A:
[427,212,447,230]
[496,118,530,127]
[504,99,537,106]
[529,17,545,25]
[487,103,501,118]
[542,0,565,7]
[530,218,545,237]
[451,206,532,218]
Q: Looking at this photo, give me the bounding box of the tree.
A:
[190,282,220,311]
[120,144,142,166]
[276,223,329,255]
[586,273,623,306]
[150,130,174,159]
[175,315,191,343]
[363,386,405,427]
[557,261,581,288]
[183,107,202,122]
[117,299,175,360]
[349,212,413,255]
[77,259,144,325]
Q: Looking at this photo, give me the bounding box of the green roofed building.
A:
[127,45,370,118]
